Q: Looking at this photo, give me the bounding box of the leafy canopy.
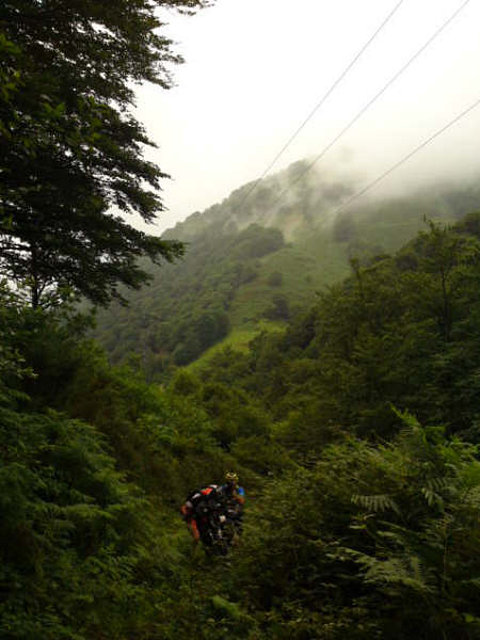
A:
[0,0,210,307]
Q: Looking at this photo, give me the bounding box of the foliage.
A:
[233,415,480,639]
[0,1,212,306]
[201,217,480,454]
[93,165,480,373]
[93,225,287,372]
[0,291,260,638]
[267,270,283,287]
[4,13,480,630]
[263,294,290,320]
[0,393,175,639]
[5,214,480,638]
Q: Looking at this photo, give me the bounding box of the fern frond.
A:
[352,493,400,515]
[356,553,433,596]
[421,487,444,510]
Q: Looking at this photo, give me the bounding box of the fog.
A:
[134,0,480,234]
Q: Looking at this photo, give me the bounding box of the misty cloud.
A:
[134,0,480,234]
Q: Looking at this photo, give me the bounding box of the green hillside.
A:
[5,212,480,639]
[7,2,480,638]
[93,164,480,378]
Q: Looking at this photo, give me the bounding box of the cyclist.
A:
[180,484,224,543]
[221,471,245,534]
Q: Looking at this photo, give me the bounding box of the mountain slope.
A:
[93,160,480,378]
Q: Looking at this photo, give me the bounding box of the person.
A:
[221,471,245,535]
[180,483,225,543]
[180,473,245,544]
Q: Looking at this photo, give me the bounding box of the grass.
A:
[228,239,350,329]
[184,329,257,373]
[184,323,284,374]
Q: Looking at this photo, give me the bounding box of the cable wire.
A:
[269,0,471,210]
[235,0,406,210]
[332,95,480,215]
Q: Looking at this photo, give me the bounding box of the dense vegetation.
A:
[4,215,480,638]
[3,2,480,638]
[0,299,245,638]
[173,215,480,638]
[202,215,480,448]
[94,171,480,376]
[95,224,286,369]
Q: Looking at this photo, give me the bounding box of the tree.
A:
[267,270,283,287]
[235,416,480,639]
[0,0,210,307]
[264,294,290,321]
[332,212,356,243]
[414,220,467,342]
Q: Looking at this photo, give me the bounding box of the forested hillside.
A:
[4,215,480,638]
[93,167,480,378]
[3,1,480,638]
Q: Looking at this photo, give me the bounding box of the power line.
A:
[235,0,406,210]
[332,95,480,216]
[269,0,471,210]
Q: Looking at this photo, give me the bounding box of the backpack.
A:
[187,484,224,516]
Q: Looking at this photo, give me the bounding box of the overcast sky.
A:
[134,0,480,234]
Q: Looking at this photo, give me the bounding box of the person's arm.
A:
[235,486,245,505]
[181,501,200,541]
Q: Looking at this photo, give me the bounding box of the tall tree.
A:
[0,0,210,307]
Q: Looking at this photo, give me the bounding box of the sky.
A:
[134,0,480,234]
